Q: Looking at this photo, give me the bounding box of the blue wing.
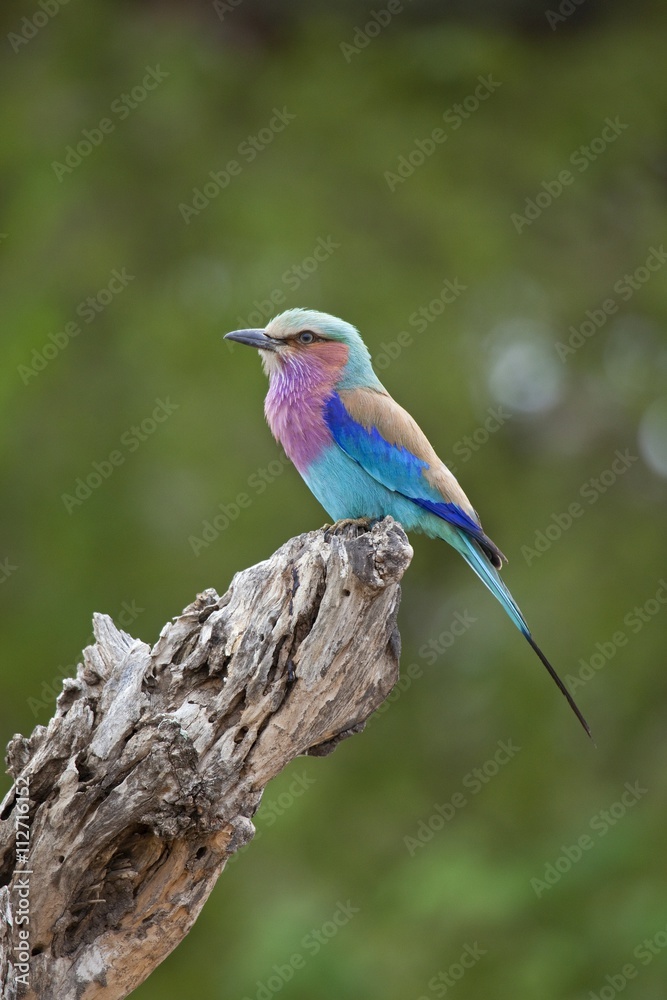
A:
[324,392,592,736]
[323,391,500,558]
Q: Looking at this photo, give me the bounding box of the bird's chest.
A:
[264,379,333,473]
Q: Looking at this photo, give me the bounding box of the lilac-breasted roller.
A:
[225,308,591,739]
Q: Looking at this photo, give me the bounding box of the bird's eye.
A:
[297,331,316,344]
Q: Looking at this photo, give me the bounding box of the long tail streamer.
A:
[454,532,593,741]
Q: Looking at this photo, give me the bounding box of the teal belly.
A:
[302,446,455,542]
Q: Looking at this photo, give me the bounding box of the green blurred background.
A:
[2,1,667,997]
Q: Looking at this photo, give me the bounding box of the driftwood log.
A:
[0,517,412,1000]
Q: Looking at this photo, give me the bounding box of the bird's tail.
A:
[453,531,593,741]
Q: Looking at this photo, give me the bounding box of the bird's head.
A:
[224,308,384,390]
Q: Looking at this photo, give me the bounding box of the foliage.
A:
[1,2,666,997]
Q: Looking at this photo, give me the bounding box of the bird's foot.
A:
[324,517,378,541]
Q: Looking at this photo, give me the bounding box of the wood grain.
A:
[0,517,412,999]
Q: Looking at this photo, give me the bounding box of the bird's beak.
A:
[224,328,280,351]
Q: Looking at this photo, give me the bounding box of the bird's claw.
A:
[323,517,377,541]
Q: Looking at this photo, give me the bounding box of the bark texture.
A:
[0,517,412,1000]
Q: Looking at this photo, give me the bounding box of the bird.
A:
[224,307,592,739]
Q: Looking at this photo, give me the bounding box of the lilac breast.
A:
[264,360,336,472]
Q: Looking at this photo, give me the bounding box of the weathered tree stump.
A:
[0,518,412,999]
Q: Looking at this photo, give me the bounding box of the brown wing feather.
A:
[338,387,506,568]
